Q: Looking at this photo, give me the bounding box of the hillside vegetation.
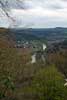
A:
[0,28,67,100]
[0,28,15,48]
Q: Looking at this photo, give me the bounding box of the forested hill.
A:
[11,27,67,40]
[0,27,67,47]
[29,27,67,37]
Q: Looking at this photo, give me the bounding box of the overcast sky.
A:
[0,0,67,28]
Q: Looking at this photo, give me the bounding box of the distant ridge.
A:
[9,27,67,42]
[0,27,67,48]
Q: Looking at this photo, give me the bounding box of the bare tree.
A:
[0,0,34,28]
[0,0,25,27]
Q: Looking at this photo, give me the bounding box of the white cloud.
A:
[0,0,67,28]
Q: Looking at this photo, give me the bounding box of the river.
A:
[31,44,47,64]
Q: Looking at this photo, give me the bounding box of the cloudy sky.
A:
[0,0,67,28]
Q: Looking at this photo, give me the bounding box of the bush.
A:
[22,65,67,100]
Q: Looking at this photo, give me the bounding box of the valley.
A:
[0,27,67,100]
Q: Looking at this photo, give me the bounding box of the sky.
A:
[0,0,67,28]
